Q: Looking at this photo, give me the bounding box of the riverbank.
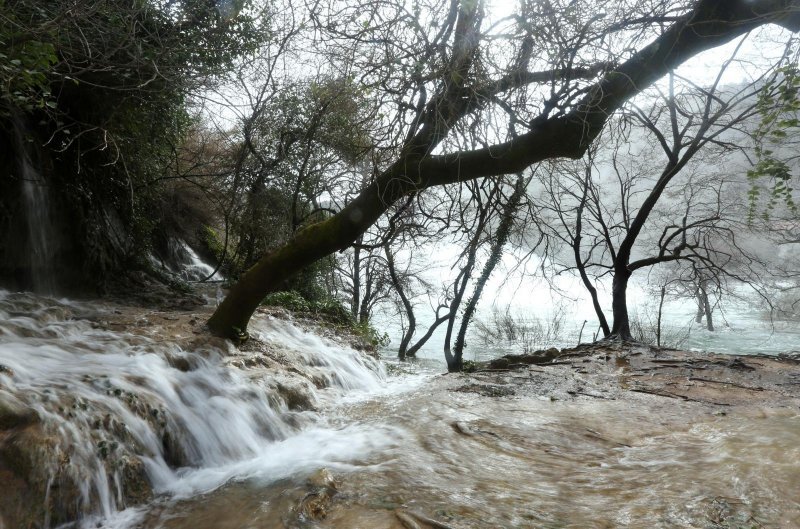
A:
[2,291,799,528]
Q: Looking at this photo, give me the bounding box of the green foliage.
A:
[281,256,337,303]
[262,290,389,347]
[228,75,376,284]
[262,290,312,313]
[202,225,225,262]
[263,290,352,324]
[0,21,57,114]
[747,54,800,221]
[0,0,268,286]
[461,360,478,373]
[353,320,391,348]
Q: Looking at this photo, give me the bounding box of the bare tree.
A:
[208,0,800,341]
[539,57,790,341]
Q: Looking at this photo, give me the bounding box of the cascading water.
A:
[0,291,402,528]
[162,239,224,282]
[3,290,800,528]
[12,117,58,294]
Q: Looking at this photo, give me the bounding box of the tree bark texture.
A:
[609,269,632,340]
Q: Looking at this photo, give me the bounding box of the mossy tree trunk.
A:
[451,175,526,372]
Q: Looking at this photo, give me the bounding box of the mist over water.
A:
[375,265,800,368]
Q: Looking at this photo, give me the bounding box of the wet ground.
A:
[142,342,800,529]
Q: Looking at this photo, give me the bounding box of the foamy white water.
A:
[0,291,414,528]
[176,240,223,282]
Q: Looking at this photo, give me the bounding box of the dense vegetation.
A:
[0,0,264,289]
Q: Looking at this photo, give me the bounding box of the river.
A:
[1,290,799,528]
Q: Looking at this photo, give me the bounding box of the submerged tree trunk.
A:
[351,241,362,320]
[657,285,666,348]
[695,294,705,323]
[694,280,715,331]
[700,282,714,331]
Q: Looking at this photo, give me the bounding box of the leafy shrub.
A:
[262,291,311,313]
[262,290,389,347]
[352,320,390,348]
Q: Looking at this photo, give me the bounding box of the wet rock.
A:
[116,455,152,506]
[276,381,316,411]
[0,425,79,528]
[298,490,334,521]
[0,420,154,528]
[453,384,515,397]
[0,392,38,429]
[161,429,190,468]
[725,358,755,371]
[165,353,192,372]
[188,335,235,356]
[489,358,510,369]
[296,468,339,521]
[487,347,562,369]
[451,421,476,436]
[307,467,338,490]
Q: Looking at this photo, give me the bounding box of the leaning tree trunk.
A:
[385,244,415,360]
[207,185,389,338]
[452,175,525,371]
[574,169,611,337]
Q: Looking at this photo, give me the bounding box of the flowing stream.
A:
[1,291,799,528]
[0,291,410,528]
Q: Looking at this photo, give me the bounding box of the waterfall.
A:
[171,239,223,282]
[0,291,400,528]
[13,117,57,294]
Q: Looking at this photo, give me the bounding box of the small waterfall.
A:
[12,117,57,294]
[0,291,398,528]
[154,238,224,282]
[173,239,223,282]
